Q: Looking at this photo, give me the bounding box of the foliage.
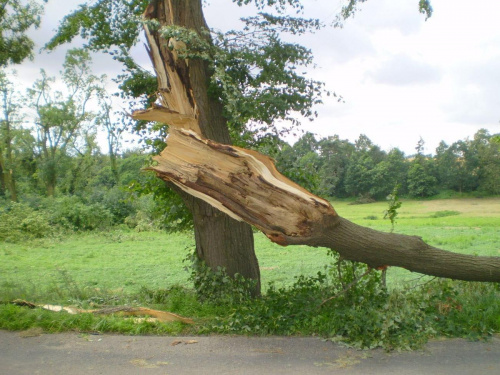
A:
[425,281,500,340]
[1,276,496,349]
[204,253,498,350]
[45,196,114,231]
[333,0,433,28]
[383,184,402,231]
[184,249,257,305]
[0,202,52,242]
[45,0,147,52]
[0,0,46,67]
[27,49,104,196]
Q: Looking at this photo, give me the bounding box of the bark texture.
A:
[137,0,260,293]
[147,129,500,283]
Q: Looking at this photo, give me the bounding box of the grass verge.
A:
[0,198,499,350]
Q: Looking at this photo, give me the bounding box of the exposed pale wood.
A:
[11,299,194,324]
[148,129,500,282]
[132,104,199,132]
[140,1,200,133]
[148,129,337,245]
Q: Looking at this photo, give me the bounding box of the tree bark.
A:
[1,89,18,201]
[138,0,260,294]
[144,129,500,283]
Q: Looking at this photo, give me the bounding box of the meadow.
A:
[1,197,499,349]
[1,198,499,298]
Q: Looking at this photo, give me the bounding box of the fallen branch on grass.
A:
[11,299,194,324]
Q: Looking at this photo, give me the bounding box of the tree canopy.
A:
[0,0,46,66]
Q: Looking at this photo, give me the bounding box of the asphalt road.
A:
[1,330,499,374]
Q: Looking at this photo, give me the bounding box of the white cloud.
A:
[8,0,500,155]
[445,57,500,124]
[366,53,441,86]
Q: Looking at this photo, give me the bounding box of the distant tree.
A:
[344,134,386,198]
[318,135,354,197]
[95,93,122,185]
[407,138,437,197]
[370,148,408,199]
[472,129,500,195]
[276,132,322,193]
[28,49,102,196]
[0,70,22,200]
[434,141,459,190]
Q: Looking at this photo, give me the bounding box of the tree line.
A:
[1,49,498,213]
[274,129,500,201]
[1,47,499,210]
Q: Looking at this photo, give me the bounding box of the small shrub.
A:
[48,196,113,231]
[0,203,53,242]
[184,250,257,304]
[125,210,157,232]
[349,194,376,205]
[430,210,460,218]
[98,187,135,224]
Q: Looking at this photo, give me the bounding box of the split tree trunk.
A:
[137,0,260,294]
[142,129,500,282]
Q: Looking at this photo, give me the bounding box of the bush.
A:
[430,210,460,218]
[349,194,376,205]
[47,196,113,231]
[206,254,500,350]
[91,187,135,224]
[0,203,53,242]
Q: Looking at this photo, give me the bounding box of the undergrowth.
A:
[2,251,498,352]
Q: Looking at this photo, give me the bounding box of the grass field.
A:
[1,197,499,300]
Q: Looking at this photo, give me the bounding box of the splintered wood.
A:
[147,129,338,246]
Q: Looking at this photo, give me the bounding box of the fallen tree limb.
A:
[11,299,194,324]
[147,129,500,282]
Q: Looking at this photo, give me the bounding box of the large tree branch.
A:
[145,128,500,282]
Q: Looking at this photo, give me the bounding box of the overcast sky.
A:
[12,0,500,155]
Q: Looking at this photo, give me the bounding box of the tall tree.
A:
[0,70,21,200]
[136,0,261,294]
[96,93,122,185]
[28,49,102,196]
[0,0,46,200]
[317,135,354,197]
[407,138,437,197]
[48,0,435,295]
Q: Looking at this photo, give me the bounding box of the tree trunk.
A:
[1,99,17,201]
[142,129,500,283]
[138,0,260,294]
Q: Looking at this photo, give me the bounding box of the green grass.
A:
[0,197,499,348]
[1,198,499,297]
[331,198,500,286]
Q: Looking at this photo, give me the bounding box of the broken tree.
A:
[133,0,499,285]
[142,128,500,283]
[136,0,261,294]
